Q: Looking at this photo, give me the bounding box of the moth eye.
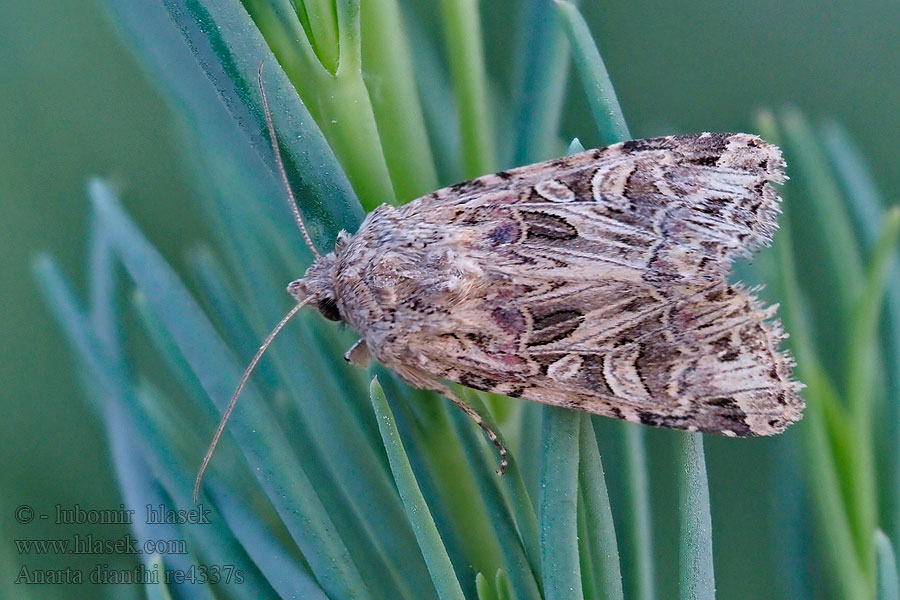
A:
[317,298,342,321]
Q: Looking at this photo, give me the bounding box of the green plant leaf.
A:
[539,406,583,600]
[846,207,900,418]
[103,0,364,245]
[842,207,900,577]
[461,389,542,583]
[360,0,439,201]
[876,531,900,600]
[476,572,499,600]
[578,416,624,600]
[403,8,462,184]
[207,483,329,600]
[510,0,576,164]
[779,108,863,364]
[619,424,657,600]
[187,247,280,392]
[439,0,494,176]
[678,433,715,600]
[555,0,628,145]
[370,378,465,600]
[495,569,514,600]
[821,121,900,545]
[448,397,543,600]
[87,179,373,600]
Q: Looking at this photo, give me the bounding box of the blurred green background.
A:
[2,0,898,598]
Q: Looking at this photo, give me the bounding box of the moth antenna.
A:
[194,298,311,502]
[257,62,321,259]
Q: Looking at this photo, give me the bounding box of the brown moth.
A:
[194,67,804,499]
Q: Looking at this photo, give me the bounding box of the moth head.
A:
[288,252,341,322]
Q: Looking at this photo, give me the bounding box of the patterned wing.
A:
[352,133,803,435]
[414,132,788,281]
[402,278,802,436]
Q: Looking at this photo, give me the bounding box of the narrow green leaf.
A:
[34,256,273,596]
[244,0,334,77]
[678,433,715,600]
[440,0,494,176]
[88,180,372,600]
[207,483,329,600]
[187,247,279,392]
[511,0,576,164]
[298,0,341,73]
[134,290,219,421]
[476,572,499,600]
[334,0,362,72]
[461,389,542,583]
[876,531,900,600]
[33,254,126,414]
[104,0,364,243]
[819,122,890,247]
[361,0,439,201]
[821,121,900,545]
[619,423,657,600]
[578,416,624,600]
[87,212,120,359]
[143,555,174,600]
[567,137,585,154]
[846,207,900,415]
[370,378,465,600]
[403,8,462,184]
[495,570,514,600]
[843,207,900,581]
[754,113,818,373]
[779,109,864,347]
[760,114,872,599]
[555,0,628,145]
[518,402,543,518]
[447,399,543,600]
[803,367,871,599]
[577,487,599,600]
[377,383,487,597]
[539,406,583,600]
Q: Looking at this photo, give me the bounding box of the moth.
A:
[194,67,804,499]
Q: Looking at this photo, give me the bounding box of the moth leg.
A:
[344,339,370,367]
[432,382,508,475]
